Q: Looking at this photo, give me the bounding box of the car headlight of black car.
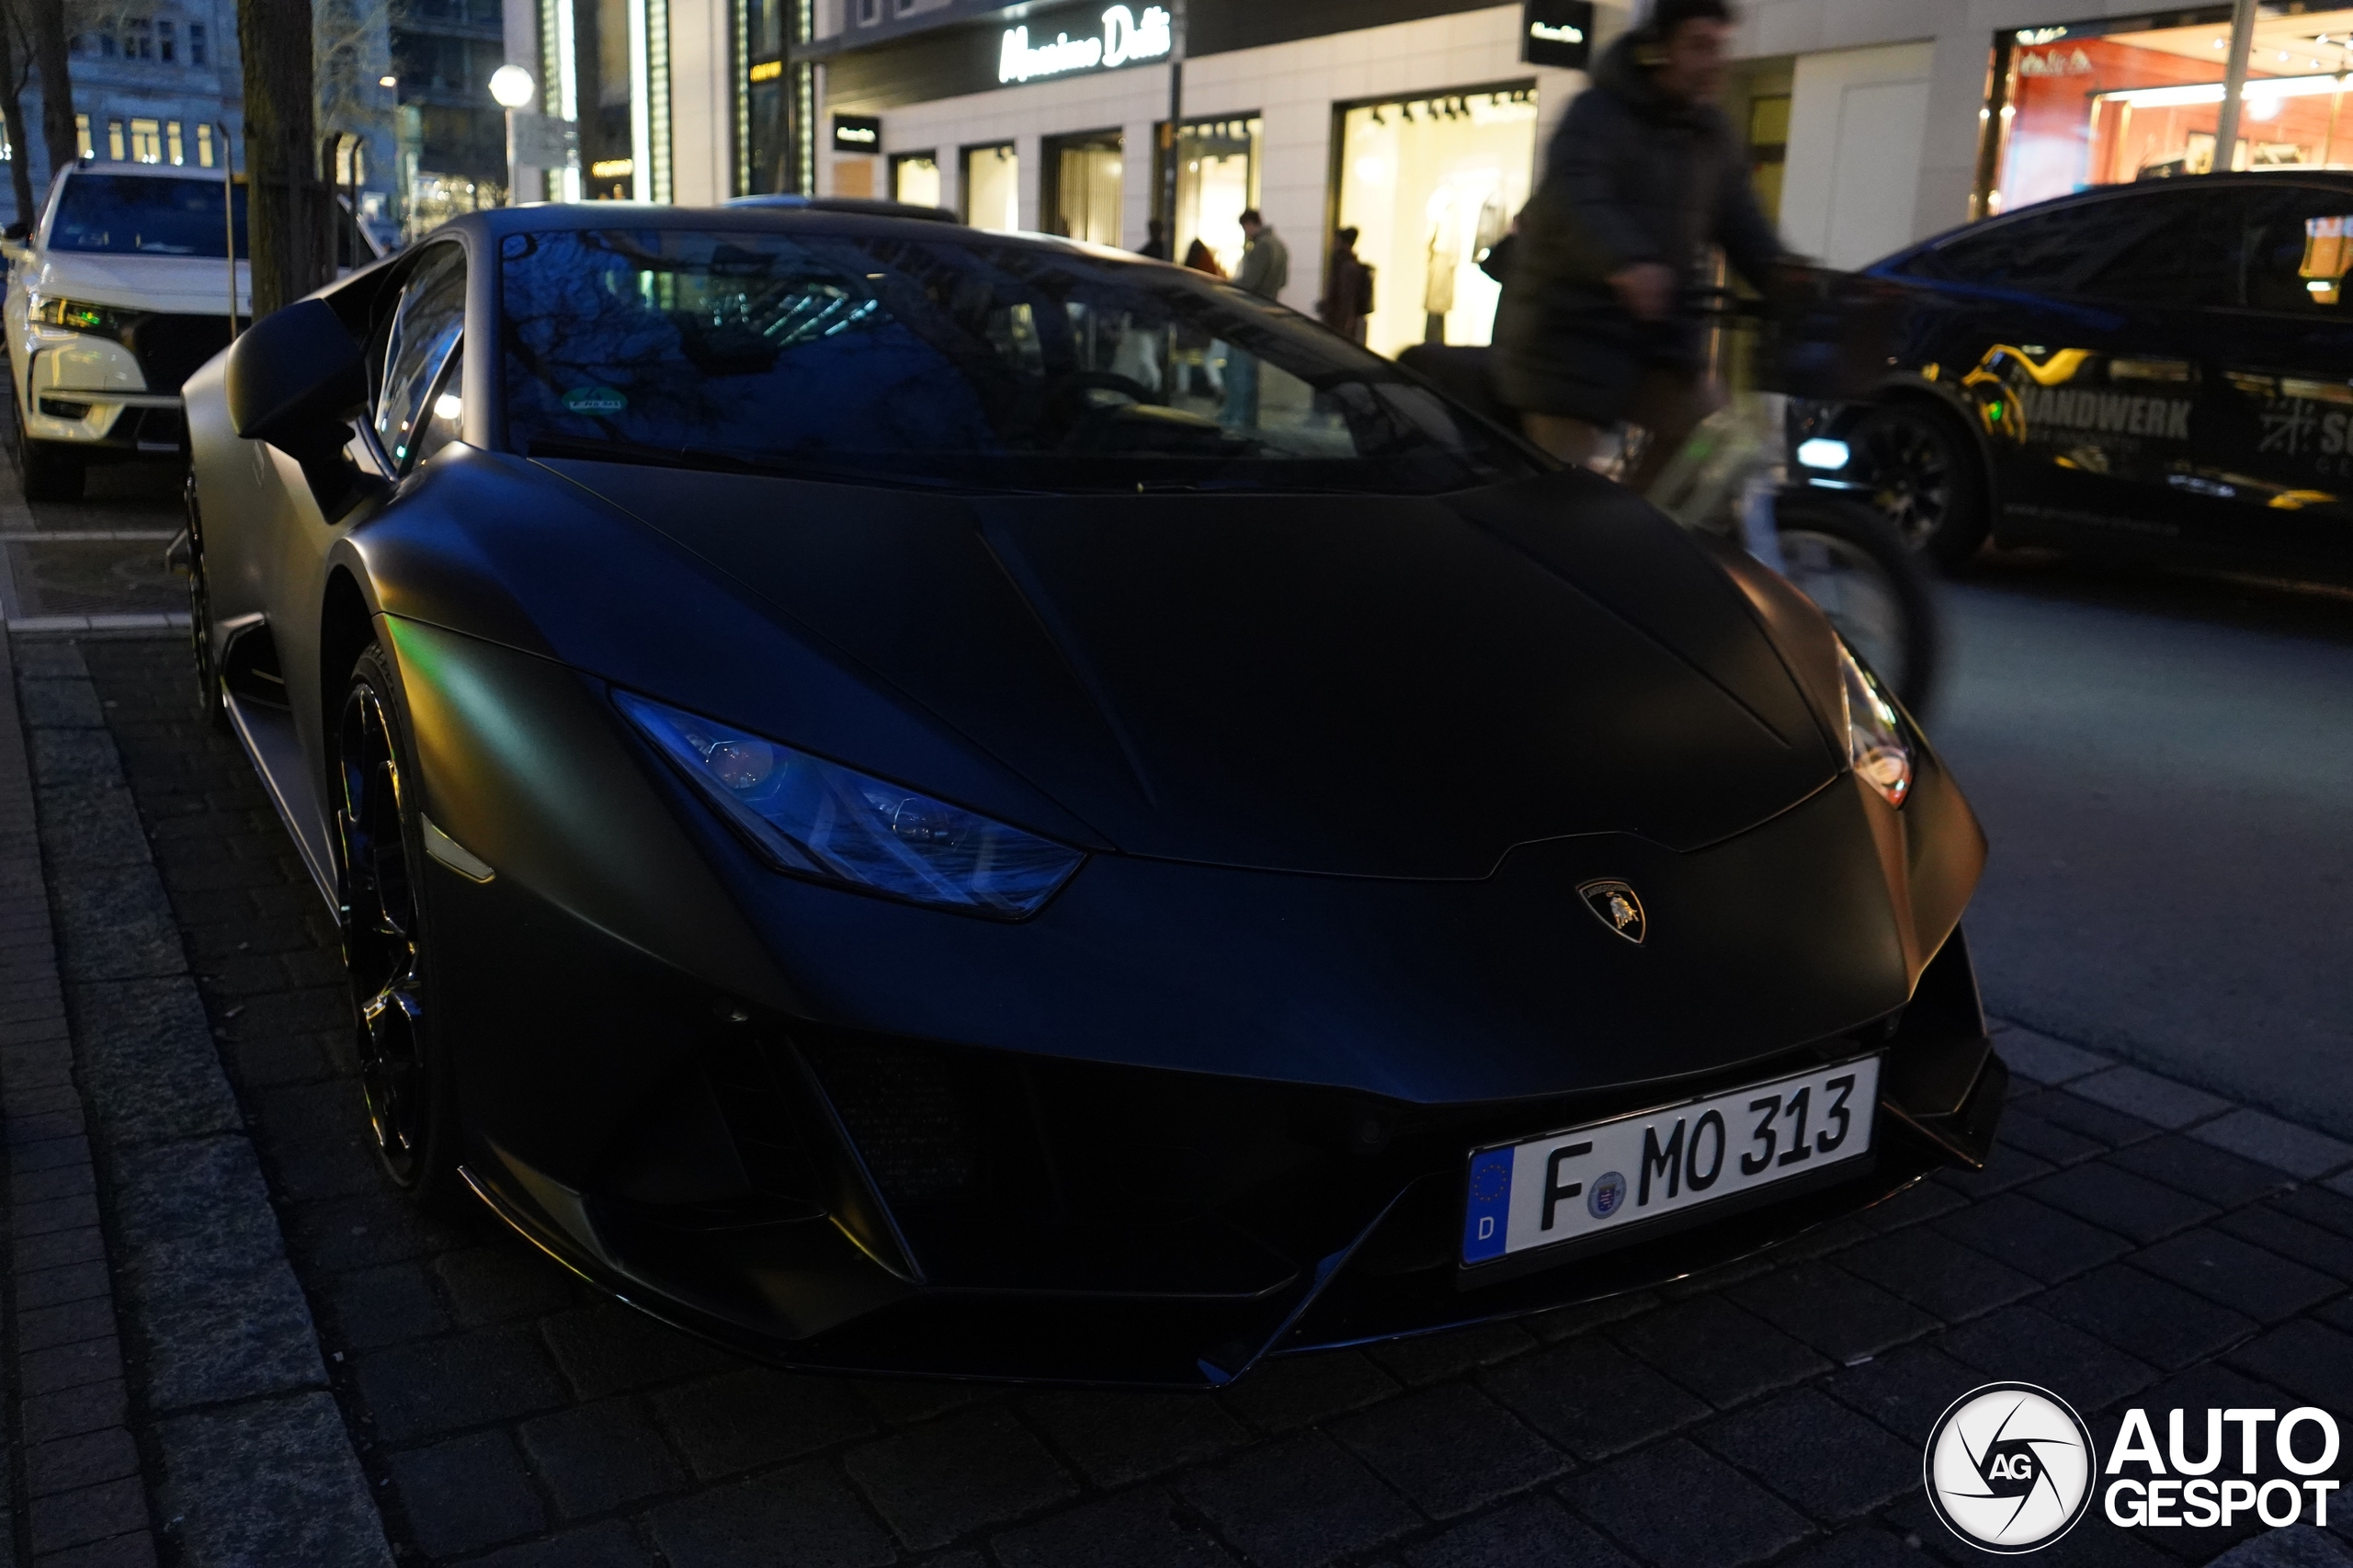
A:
[1837,641,1911,807]
[615,690,1085,917]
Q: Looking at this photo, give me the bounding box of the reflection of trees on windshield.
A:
[499,227,1529,493]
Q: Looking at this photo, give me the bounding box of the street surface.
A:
[2,448,2349,1568]
[1934,559,2353,1139]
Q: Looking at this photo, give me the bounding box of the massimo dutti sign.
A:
[998,3,1172,83]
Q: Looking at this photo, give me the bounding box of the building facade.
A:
[0,0,409,235]
[486,0,2347,345]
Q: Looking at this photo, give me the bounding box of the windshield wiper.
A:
[526,435,1022,492]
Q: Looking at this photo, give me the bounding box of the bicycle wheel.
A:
[1772,489,1942,719]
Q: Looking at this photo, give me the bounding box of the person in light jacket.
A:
[1224,209,1289,424]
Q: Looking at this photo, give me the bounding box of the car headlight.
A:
[1837,641,1912,807]
[31,296,140,337]
[615,690,1085,918]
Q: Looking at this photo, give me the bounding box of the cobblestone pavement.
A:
[3,630,2344,1568]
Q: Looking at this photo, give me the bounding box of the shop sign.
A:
[998,4,1172,85]
[833,114,881,152]
[1522,0,1594,70]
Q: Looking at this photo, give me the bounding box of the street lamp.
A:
[489,64,535,205]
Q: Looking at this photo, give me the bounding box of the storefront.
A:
[800,1,1591,329]
[1334,85,1537,356]
[1983,6,2353,213]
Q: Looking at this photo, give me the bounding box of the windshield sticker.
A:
[563,387,627,415]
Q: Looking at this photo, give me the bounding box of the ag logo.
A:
[1925,1383,2096,1553]
[1577,880,1645,945]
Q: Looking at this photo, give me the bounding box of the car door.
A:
[270,241,468,783]
[1911,186,2234,553]
[2180,180,2353,573]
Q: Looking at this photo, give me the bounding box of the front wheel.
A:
[337,642,464,1210]
[184,474,226,729]
[13,396,85,503]
[1773,490,1942,720]
[1849,402,1988,568]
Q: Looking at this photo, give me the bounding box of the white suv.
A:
[3,163,252,501]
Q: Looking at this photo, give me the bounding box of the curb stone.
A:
[6,632,392,1568]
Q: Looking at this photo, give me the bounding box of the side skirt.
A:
[223,689,339,915]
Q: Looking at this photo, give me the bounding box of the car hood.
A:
[539,460,1843,878]
[28,251,248,316]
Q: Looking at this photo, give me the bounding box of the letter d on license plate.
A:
[1461,1055,1880,1266]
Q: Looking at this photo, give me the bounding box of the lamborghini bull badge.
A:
[1577,880,1646,945]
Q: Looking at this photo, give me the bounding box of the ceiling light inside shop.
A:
[2101,73,2348,108]
[1354,155,1386,184]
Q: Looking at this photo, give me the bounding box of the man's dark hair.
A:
[1648,0,1734,31]
[1336,225,1358,246]
[1239,208,1263,226]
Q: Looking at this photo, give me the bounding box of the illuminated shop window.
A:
[891,151,938,206]
[131,118,163,163]
[1334,87,1537,357]
[1154,115,1261,276]
[961,142,1018,231]
[1986,6,2353,213]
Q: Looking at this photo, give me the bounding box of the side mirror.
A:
[225,299,379,516]
[226,299,367,446]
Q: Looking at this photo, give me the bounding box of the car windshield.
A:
[498,226,1539,494]
[49,175,248,257]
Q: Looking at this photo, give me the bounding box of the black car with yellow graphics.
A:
[1790,173,2353,574]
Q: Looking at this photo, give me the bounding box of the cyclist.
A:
[1493,0,1782,492]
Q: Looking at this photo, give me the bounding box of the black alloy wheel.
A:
[337,644,460,1205]
[1850,402,1988,569]
[183,473,225,728]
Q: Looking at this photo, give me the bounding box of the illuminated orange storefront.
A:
[1982,5,2353,213]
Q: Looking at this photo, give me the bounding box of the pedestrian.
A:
[1319,225,1374,343]
[1232,209,1289,300]
[1139,217,1170,260]
[1224,209,1290,425]
[1492,0,1782,493]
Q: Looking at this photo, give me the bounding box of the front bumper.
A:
[456,926,2003,1388]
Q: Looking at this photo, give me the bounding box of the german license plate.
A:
[1461,1055,1881,1266]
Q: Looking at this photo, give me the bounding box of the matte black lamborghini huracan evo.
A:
[183,199,2003,1386]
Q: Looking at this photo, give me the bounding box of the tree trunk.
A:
[17,0,74,189]
[0,6,40,225]
[237,0,331,315]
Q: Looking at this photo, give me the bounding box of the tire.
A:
[184,473,227,729]
[1849,401,1987,569]
[1772,489,1943,720]
[12,395,85,503]
[337,643,466,1211]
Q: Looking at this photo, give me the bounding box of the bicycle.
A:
[1399,267,1940,717]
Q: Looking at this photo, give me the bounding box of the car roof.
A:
[62,160,229,183]
[1880,169,2353,271]
[722,193,960,223]
[426,201,1158,261]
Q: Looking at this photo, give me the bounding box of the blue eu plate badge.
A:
[1461,1147,1515,1263]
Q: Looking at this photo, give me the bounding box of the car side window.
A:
[408,348,464,470]
[2074,189,2238,308]
[2233,187,2353,312]
[374,244,466,470]
[1897,201,2120,291]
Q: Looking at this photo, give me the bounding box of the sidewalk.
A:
[1,630,2350,1567]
